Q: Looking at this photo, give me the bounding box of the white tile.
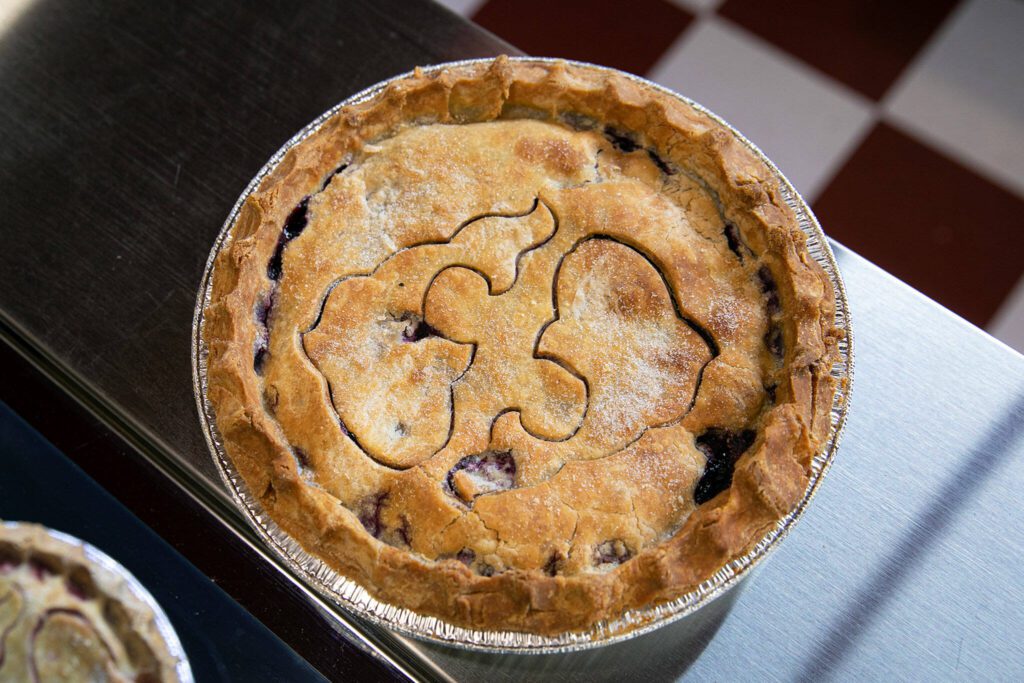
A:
[667,0,724,15]
[432,0,485,18]
[884,0,1024,198]
[988,274,1024,354]
[647,18,875,202]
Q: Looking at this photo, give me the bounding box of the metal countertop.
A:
[2,1,1021,680]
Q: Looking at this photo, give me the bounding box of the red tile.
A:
[813,122,1024,326]
[471,0,693,76]
[718,0,960,101]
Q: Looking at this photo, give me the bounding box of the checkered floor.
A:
[437,0,1024,353]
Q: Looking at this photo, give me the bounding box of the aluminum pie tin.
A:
[192,57,854,654]
[0,522,194,681]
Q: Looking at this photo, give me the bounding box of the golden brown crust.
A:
[0,523,183,681]
[203,57,838,635]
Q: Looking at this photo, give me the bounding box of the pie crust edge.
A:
[202,57,840,635]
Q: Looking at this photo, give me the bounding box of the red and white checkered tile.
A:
[435,0,1024,353]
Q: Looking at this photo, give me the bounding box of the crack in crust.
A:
[202,57,840,636]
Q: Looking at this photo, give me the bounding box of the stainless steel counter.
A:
[2,1,1022,680]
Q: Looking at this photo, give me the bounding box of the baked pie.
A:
[202,57,839,635]
[0,523,186,682]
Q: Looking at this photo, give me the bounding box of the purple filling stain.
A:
[65,577,90,601]
[444,451,517,500]
[693,428,757,504]
[593,540,632,566]
[356,493,388,538]
[765,324,784,361]
[455,548,475,566]
[604,126,639,153]
[724,223,744,259]
[757,265,781,316]
[399,314,441,343]
[267,196,310,281]
[28,559,52,581]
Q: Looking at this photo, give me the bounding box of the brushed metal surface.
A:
[2,1,1022,680]
[0,0,512,492]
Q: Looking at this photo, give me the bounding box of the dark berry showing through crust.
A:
[543,553,563,576]
[693,428,757,504]
[455,548,475,566]
[477,564,495,577]
[399,314,441,342]
[647,149,673,175]
[604,126,640,153]
[356,492,388,538]
[562,112,597,131]
[253,345,268,375]
[267,197,310,281]
[444,451,516,500]
[293,447,310,469]
[593,540,632,566]
[757,265,781,316]
[320,163,349,191]
[765,324,784,361]
[765,383,778,404]
[724,223,744,259]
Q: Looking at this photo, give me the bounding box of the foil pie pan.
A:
[0,522,194,681]
[192,58,854,654]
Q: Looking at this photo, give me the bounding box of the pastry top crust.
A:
[202,57,839,635]
[0,523,184,682]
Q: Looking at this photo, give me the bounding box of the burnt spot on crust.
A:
[693,428,757,504]
[593,539,632,567]
[444,451,517,502]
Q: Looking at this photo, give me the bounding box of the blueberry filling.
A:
[444,451,517,500]
[765,324,784,361]
[647,149,673,175]
[543,552,563,576]
[253,345,268,375]
[604,126,640,153]
[293,447,310,469]
[724,223,744,260]
[356,492,388,538]
[320,163,349,191]
[455,548,475,565]
[757,265,781,316]
[267,196,310,281]
[399,314,441,342]
[765,382,778,404]
[561,112,597,131]
[477,564,495,577]
[253,292,274,375]
[693,428,757,504]
[593,539,632,566]
[397,516,411,547]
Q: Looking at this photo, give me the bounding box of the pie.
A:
[0,523,186,681]
[202,57,839,635]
